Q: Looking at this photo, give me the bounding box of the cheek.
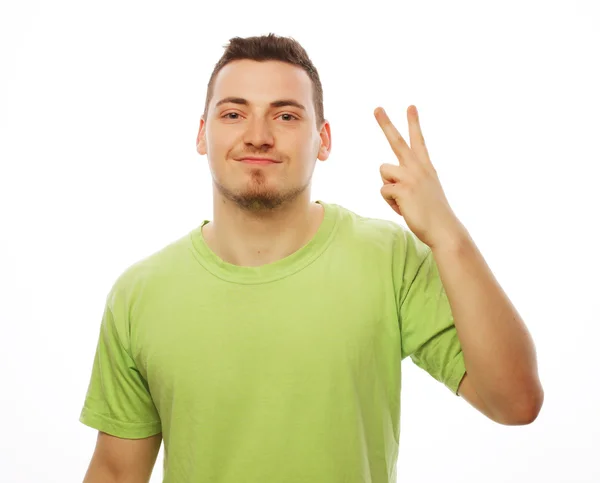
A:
[294,138,316,158]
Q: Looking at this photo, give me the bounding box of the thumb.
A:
[380,184,402,216]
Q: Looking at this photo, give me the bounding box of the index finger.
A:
[374,107,412,165]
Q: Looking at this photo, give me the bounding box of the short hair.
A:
[202,33,325,129]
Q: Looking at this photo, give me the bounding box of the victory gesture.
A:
[375,105,467,250]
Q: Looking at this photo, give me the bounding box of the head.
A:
[196,33,332,213]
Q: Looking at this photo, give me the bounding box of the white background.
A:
[1,0,599,481]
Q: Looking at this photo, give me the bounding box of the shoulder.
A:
[333,203,429,260]
[106,229,192,310]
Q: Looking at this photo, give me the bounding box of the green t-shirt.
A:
[80,200,466,482]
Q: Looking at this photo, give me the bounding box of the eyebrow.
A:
[215,97,306,111]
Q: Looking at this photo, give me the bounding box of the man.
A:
[80,33,543,483]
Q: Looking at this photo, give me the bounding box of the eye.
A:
[221,112,299,121]
[279,113,299,121]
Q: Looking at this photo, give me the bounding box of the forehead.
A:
[212,60,313,109]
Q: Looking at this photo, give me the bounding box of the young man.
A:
[80,33,543,483]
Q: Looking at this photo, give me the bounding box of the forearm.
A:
[430,227,543,421]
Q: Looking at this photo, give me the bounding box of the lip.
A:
[238,157,280,165]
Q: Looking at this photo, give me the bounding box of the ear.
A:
[317,120,332,162]
[196,118,207,155]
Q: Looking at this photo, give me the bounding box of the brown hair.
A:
[201,33,325,129]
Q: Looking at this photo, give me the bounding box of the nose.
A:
[242,117,275,149]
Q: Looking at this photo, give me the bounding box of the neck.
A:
[203,192,323,268]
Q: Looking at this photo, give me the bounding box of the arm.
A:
[373,104,543,424]
[432,229,544,425]
[457,371,532,426]
[83,431,162,483]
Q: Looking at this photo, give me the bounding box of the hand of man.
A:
[374,105,467,250]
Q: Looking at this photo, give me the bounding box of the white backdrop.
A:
[1,0,599,482]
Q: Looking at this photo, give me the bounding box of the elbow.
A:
[522,387,544,424]
[501,386,545,426]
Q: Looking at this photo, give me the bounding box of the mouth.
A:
[237,158,280,165]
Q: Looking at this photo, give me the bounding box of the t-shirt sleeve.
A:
[396,231,467,396]
[79,294,162,438]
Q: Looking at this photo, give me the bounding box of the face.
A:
[196,59,331,212]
